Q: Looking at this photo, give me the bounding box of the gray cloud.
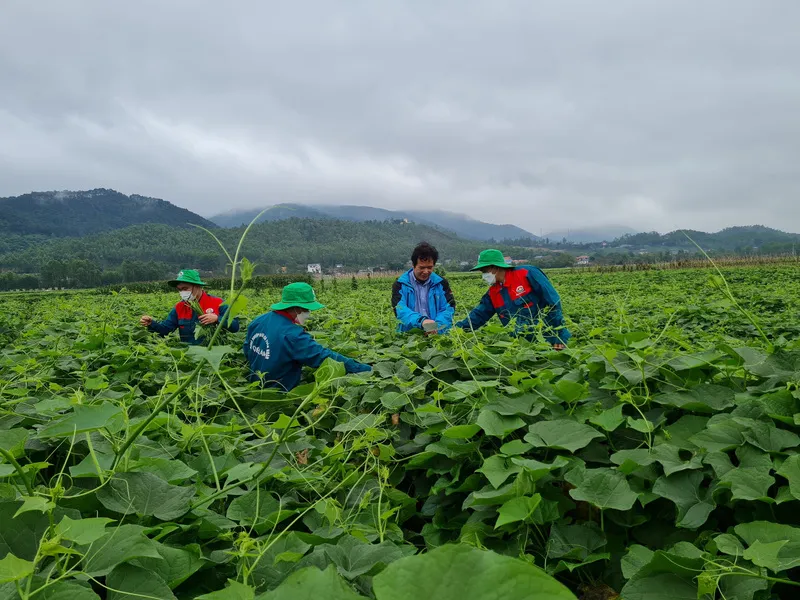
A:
[1,0,799,233]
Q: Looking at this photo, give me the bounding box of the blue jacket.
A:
[243,311,371,391]
[391,270,456,333]
[456,265,571,345]
[148,291,239,345]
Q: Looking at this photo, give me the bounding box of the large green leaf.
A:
[689,419,746,452]
[719,467,775,501]
[255,566,361,600]
[333,414,383,432]
[320,535,407,579]
[741,420,799,453]
[482,395,543,417]
[620,573,697,600]
[372,543,576,599]
[249,532,313,590]
[589,405,625,432]
[654,384,735,413]
[132,543,204,589]
[510,456,569,481]
[652,471,715,529]
[96,472,195,520]
[55,516,115,545]
[36,581,102,600]
[476,410,526,438]
[0,501,79,560]
[476,455,522,489]
[651,444,703,476]
[199,580,257,600]
[776,454,800,499]
[107,563,176,600]
[0,553,34,584]
[82,524,162,576]
[546,523,606,561]
[525,420,603,453]
[734,521,800,572]
[495,495,541,528]
[568,468,637,511]
[0,429,28,459]
[37,403,123,438]
[226,490,292,533]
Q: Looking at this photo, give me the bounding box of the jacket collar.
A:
[400,268,442,287]
[274,309,299,324]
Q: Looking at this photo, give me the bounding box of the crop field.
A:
[1,264,799,599]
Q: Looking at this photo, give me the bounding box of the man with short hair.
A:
[456,249,571,348]
[391,242,456,334]
[139,269,239,344]
[243,282,371,390]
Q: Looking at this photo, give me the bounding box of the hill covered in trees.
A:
[0,189,216,237]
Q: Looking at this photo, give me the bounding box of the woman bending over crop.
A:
[139,269,239,345]
[456,249,571,348]
[243,282,371,391]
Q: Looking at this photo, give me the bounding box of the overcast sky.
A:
[1,1,798,234]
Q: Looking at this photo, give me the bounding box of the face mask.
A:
[296,310,311,325]
[179,290,193,302]
[482,272,496,286]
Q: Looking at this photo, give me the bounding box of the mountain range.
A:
[210,203,540,242]
[210,203,538,241]
[543,225,639,243]
[1,189,797,292]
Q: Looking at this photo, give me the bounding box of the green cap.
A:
[470,249,510,271]
[271,282,325,311]
[168,269,206,287]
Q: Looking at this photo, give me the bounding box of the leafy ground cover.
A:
[1,264,799,599]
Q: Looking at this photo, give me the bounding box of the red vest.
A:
[488,268,535,310]
[174,292,224,321]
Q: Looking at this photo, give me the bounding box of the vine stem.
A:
[0,446,34,495]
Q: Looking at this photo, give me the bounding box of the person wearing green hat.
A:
[243,282,371,390]
[455,249,571,348]
[139,269,240,344]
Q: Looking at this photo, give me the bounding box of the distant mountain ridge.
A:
[544,225,639,243]
[0,189,216,237]
[211,203,539,242]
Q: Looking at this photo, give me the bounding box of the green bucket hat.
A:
[168,269,206,287]
[271,282,325,311]
[470,249,510,271]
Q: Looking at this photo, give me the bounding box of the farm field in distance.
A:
[1,263,799,599]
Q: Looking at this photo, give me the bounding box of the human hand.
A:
[198,312,219,325]
[552,343,566,351]
[422,319,438,335]
[139,315,153,327]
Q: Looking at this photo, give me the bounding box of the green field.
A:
[1,265,799,599]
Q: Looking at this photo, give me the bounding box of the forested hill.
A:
[0,218,542,276]
[606,226,800,252]
[0,189,215,237]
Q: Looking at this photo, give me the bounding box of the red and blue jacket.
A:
[148,291,240,345]
[456,265,571,345]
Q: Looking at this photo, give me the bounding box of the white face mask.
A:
[296,310,311,325]
[179,290,193,302]
[482,272,497,286]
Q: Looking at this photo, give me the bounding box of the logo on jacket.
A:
[205,308,215,314]
[249,333,270,359]
[516,285,525,295]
